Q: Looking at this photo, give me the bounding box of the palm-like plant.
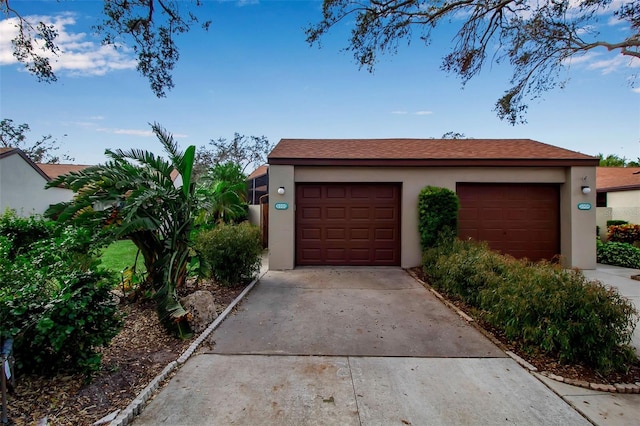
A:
[46,123,196,334]
[195,162,248,225]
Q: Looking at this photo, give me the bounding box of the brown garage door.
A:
[457,183,560,261]
[296,183,401,266]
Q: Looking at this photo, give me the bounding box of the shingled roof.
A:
[597,167,640,192]
[37,163,91,180]
[268,139,598,167]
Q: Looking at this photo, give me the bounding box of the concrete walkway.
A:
[133,267,592,425]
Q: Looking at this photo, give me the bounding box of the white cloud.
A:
[391,110,408,115]
[414,111,433,115]
[632,87,640,94]
[97,127,189,139]
[587,55,640,74]
[97,128,155,137]
[0,13,137,76]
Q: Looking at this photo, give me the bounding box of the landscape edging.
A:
[108,270,266,426]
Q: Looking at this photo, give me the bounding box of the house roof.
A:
[0,147,51,181]
[596,167,640,192]
[37,163,91,180]
[247,164,268,180]
[268,139,599,167]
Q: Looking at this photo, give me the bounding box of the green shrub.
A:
[607,220,628,227]
[597,241,640,268]
[423,240,638,373]
[423,239,507,306]
[3,271,122,374]
[0,214,122,375]
[607,224,640,245]
[0,209,55,259]
[417,186,459,250]
[195,222,262,287]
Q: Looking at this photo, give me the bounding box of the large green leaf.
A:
[182,145,196,198]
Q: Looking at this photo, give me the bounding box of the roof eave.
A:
[597,185,640,192]
[268,158,600,167]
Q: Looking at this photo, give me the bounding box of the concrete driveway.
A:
[133,268,589,425]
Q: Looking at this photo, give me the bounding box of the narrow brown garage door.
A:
[457,183,560,262]
[296,183,401,266]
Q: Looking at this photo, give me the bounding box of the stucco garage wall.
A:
[269,165,596,270]
[0,156,74,217]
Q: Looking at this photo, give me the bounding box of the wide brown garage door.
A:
[457,183,560,261]
[296,183,400,266]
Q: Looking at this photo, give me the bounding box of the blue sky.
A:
[1,0,639,166]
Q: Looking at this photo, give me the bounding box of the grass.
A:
[100,239,145,274]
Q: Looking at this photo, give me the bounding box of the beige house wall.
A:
[596,190,640,239]
[247,205,261,227]
[608,190,640,208]
[0,155,74,217]
[268,165,597,270]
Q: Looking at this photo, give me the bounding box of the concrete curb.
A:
[108,270,267,426]
[406,269,640,394]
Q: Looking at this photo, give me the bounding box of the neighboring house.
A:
[0,147,90,217]
[247,164,268,205]
[596,167,640,238]
[267,138,598,270]
[246,165,269,247]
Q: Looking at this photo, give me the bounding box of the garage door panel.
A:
[375,186,396,199]
[350,186,371,198]
[326,207,346,220]
[374,249,395,261]
[301,187,322,199]
[375,228,395,240]
[301,228,322,240]
[351,207,371,220]
[350,228,371,240]
[457,183,559,262]
[326,187,346,198]
[326,248,347,260]
[375,207,395,220]
[296,183,400,266]
[326,228,346,240]
[300,206,321,220]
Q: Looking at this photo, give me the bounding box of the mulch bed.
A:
[3,280,244,426]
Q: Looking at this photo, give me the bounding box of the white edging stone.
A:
[109,270,266,426]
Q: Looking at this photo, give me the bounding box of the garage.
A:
[267,138,598,270]
[296,183,401,266]
[457,183,560,261]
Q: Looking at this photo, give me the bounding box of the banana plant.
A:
[46,123,197,335]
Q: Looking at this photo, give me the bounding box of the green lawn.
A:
[100,239,145,274]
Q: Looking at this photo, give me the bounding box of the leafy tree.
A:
[0,118,72,163]
[45,123,196,334]
[194,133,272,179]
[1,0,210,98]
[195,162,248,226]
[306,0,640,124]
[441,132,466,139]
[598,153,640,167]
